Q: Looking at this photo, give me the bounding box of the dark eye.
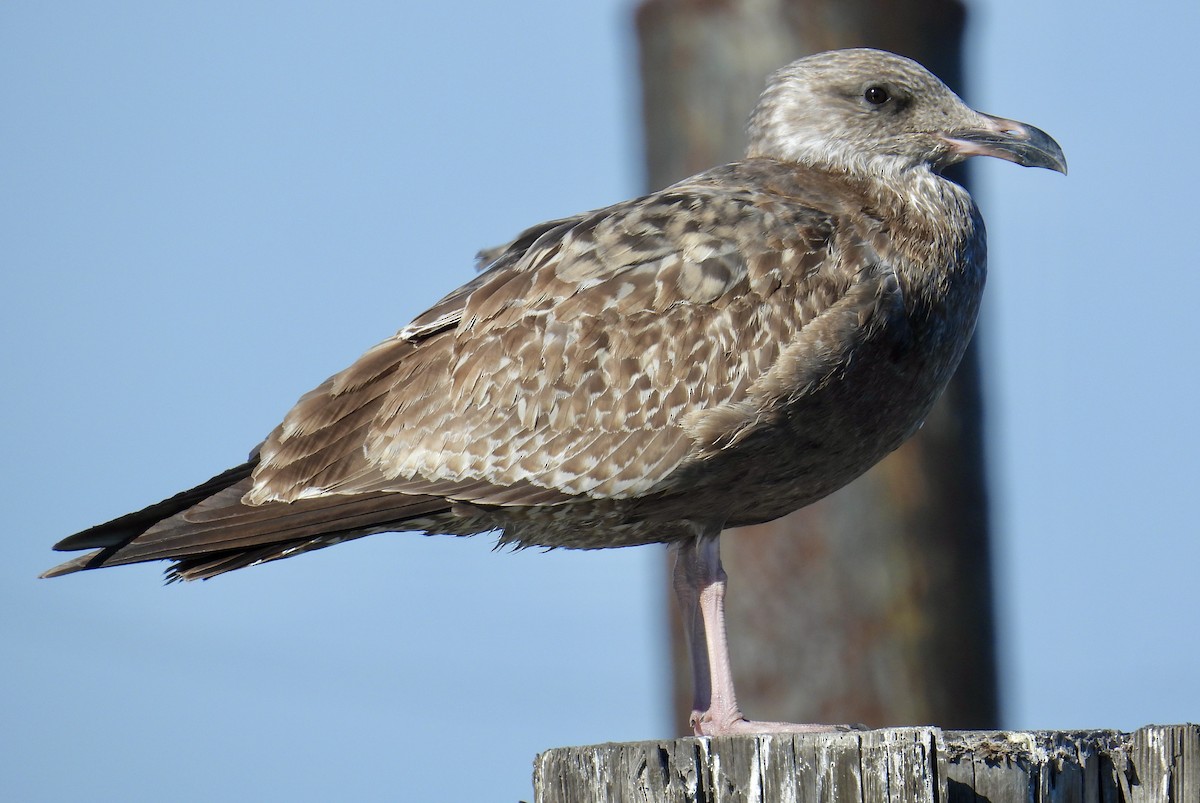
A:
[864,85,890,105]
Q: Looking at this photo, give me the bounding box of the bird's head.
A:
[747,48,1066,178]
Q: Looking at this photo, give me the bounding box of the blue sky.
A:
[3,2,1197,801]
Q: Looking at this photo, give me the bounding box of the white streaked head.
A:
[747,49,1065,178]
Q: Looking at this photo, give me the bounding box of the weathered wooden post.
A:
[532,725,1199,802]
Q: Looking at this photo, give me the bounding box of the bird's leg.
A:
[671,531,843,736]
[670,537,714,724]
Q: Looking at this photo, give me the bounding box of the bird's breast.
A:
[715,219,986,527]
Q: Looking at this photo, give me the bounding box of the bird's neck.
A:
[860,165,980,271]
[810,162,986,332]
[854,161,977,233]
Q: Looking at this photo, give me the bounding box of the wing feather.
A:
[44,160,910,578]
[250,161,893,507]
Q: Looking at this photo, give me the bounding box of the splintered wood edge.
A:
[531,724,1199,803]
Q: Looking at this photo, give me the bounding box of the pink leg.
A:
[671,532,845,736]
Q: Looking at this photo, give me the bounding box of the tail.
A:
[42,461,451,581]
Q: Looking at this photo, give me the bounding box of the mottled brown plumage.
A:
[44,49,1064,733]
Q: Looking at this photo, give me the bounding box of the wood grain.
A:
[532,725,1199,802]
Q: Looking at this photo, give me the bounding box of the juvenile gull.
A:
[44,49,1065,735]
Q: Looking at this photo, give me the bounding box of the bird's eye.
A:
[864,85,890,105]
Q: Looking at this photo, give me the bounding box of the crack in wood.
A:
[533,725,1198,802]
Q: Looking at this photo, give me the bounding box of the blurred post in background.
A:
[634,0,998,732]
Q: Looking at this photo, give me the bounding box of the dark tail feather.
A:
[42,463,453,580]
[51,462,257,552]
[40,549,117,579]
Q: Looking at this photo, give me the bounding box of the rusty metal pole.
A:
[634,0,998,732]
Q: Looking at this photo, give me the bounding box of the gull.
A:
[44,49,1065,735]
